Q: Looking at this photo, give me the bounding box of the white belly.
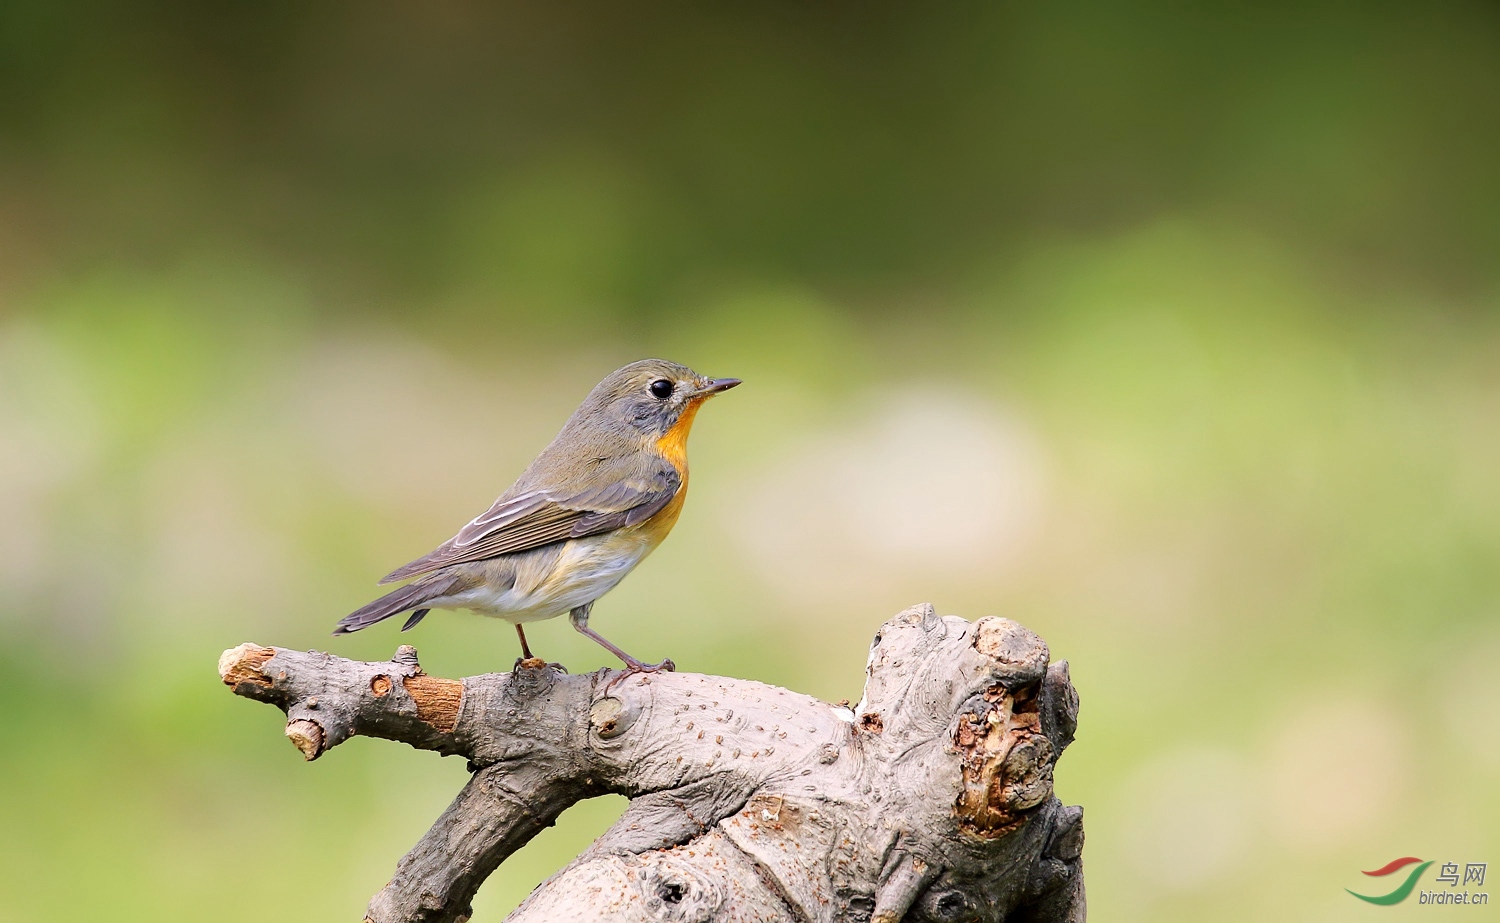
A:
[434,534,654,624]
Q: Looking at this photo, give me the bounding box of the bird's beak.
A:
[697,377,742,396]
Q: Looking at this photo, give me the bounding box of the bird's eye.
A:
[649,379,674,400]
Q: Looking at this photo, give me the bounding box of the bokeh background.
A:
[2,3,1498,920]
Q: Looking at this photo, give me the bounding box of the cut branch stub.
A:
[220,604,1083,922]
[216,642,465,761]
[284,718,324,760]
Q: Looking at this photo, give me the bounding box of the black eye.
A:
[649,379,674,400]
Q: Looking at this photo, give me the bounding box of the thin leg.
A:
[514,624,534,660]
[569,605,675,674]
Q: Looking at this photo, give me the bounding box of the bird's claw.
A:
[514,656,567,673]
[603,656,675,693]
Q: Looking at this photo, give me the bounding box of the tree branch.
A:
[219,605,1085,922]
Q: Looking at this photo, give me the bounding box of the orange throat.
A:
[654,396,705,476]
[644,397,706,542]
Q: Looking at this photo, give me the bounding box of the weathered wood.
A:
[219,605,1085,921]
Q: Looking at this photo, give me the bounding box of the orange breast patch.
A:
[638,397,705,545]
[654,396,704,474]
[636,482,688,545]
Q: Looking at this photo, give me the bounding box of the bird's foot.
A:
[514,656,567,673]
[603,656,675,692]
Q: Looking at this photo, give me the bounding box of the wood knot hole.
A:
[590,697,628,739]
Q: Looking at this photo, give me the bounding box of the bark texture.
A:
[219,604,1084,922]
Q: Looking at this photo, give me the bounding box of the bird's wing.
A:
[379,467,682,583]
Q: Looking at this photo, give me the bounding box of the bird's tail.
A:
[332,575,458,636]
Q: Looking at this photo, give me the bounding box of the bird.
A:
[332,358,740,675]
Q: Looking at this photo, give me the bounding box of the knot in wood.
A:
[589,696,637,740]
[638,856,724,922]
[391,645,420,668]
[917,887,975,922]
[1039,660,1079,751]
[971,617,1049,687]
[952,681,1054,837]
[1045,804,1085,861]
[506,663,556,698]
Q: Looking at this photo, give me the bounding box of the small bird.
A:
[333,358,740,673]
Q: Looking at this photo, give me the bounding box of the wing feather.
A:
[379,466,681,583]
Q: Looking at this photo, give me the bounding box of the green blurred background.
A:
[2,3,1498,920]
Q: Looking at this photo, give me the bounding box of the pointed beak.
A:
[697,377,742,396]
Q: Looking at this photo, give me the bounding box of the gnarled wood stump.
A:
[219,604,1084,922]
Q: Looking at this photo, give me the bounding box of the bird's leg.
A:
[512,624,563,672]
[569,605,675,678]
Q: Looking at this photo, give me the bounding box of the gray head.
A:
[575,358,741,440]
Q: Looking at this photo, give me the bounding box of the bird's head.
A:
[583,358,741,443]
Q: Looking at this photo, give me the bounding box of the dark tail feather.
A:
[401,609,430,631]
[333,579,453,636]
